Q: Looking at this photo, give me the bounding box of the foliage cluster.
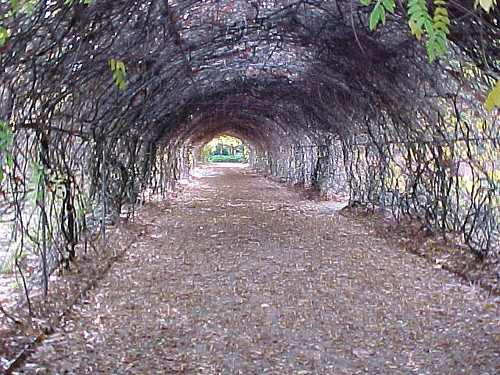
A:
[203,135,248,163]
[109,59,127,90]
[361,0,499,110]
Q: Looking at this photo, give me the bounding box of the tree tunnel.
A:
[0,0,498,306]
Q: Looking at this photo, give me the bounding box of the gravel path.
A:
[16,164,499,374]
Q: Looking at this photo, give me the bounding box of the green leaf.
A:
[381,0,395,13]
[6,152,13,168]
[369,4,382,30]
[364,0,394,30]
[11,0,19,15]
[109,59,127,90]
[426,32,447,62]
[0,121,13,150]
[407,0,420,9]
[407,0,433,35]
[0,26,8,47]
[425,1,450,61]
[380,5,387,24]
[423,18,433,34]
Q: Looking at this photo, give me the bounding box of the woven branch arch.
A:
[0,0,498,303]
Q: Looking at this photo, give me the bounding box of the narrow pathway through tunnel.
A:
[16,164,498,374]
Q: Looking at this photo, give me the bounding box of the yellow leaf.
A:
[116,60,126,73]
[409,20,422,40]
[485,80,500,112]
[476,0,497,12]
[109,58,116,71]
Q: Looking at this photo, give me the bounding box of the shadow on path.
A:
[16,164,499,374]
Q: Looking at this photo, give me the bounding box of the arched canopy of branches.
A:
[0,1,498,294]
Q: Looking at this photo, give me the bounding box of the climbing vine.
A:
[427,0,450,61]
[363,0,450,61]
[407,0,432,40]
[361,0,498,109]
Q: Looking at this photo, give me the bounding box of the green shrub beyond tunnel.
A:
[203,135,248,163]
[208,154,246,163]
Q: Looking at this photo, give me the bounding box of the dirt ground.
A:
[10,163,500,374]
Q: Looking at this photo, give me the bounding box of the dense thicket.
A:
[0,0,498,308]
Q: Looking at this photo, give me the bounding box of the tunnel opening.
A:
[200,135,249,164]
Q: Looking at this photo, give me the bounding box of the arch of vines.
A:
[0,0,498,312]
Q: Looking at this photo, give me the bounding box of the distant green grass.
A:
[208,154,246,163]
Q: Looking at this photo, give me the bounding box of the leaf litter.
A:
[11,163,500,374]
